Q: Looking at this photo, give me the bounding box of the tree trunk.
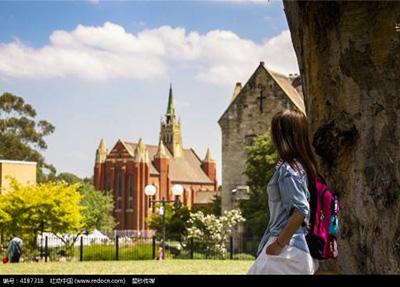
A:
[283,1,400,273]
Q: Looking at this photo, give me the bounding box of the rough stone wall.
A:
[219,64,300,213]
[283,1,400,274]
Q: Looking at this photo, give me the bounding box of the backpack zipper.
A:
[317,188,328,232]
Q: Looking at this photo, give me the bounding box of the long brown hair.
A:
[271,109,318,192]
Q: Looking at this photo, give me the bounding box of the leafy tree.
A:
[0,92,56,182]
[79,183,115,234]
[146,204,191,241]
[50,183,115,252]
[0,180,83,249]
[239,131,278,238]
[210,194,222,215]
[55,172,82,185]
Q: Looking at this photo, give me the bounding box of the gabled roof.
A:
[123,142,213,184]
[218,63,305,124]
[268,70,305,114]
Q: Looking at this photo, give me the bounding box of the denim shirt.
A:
[256,160,311,256]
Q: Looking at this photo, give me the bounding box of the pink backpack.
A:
[306,177,340,260]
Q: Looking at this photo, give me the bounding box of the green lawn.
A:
[1,260,253,275]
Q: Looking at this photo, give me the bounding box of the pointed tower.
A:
[155,140,169,159]
[201,147,217,190]
[154,140,170,200]
[133,138,150,231]
[160,84,184,158]
[166,83,175,124]
[96,138,108,163]
[134,138,149,163]
[94,138,108,190]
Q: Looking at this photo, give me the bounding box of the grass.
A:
[73,244,157,261]
[0,260,253,275]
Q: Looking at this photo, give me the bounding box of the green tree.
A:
[0,92,56,182]
[53,183,115,252]
[146,204,191,241]
[239,131,278,238]
[0,180,83,249]
[79,183,115,234]
[55,172,82,185]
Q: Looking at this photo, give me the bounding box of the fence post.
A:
[190,238,194,259]
[45,236,48,262]
[152,236,156,259]
[230,236,233,260]
[40,236,43,260]
[116,235,119,261]
[80,236,83,262]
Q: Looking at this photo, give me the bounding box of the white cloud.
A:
[0,22,298,85]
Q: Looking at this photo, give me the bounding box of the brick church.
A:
[94,85,218,231]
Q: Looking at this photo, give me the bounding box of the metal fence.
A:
[35,235,260,262]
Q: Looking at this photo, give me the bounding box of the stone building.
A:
[0,159,37,194]
[218,62,305,215]
[94,85,218,231]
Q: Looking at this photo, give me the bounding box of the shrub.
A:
[232,253,255,260]
[73,243,172,261]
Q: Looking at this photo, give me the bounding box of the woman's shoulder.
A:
[276,160,306,179]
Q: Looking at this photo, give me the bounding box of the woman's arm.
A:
[266,209,304,255]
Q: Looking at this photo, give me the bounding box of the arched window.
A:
[129,175,134,209]
[116,169,122,209]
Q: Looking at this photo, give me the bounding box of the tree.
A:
[284,1,400,273]
[0,92,56,182]
[79,183,115,234]
[146,204,191,241]
[55,172,82,185]
[52,183,115,252]
[239,131,277,238]
[0,180,83,248]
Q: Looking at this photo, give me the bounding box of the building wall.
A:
[95,153,218,231]
[218,65,300,213]
[0,160,37,194]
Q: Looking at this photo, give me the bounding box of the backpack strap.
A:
[317,173,327,185]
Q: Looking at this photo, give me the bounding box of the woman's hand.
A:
[266,240,283,255]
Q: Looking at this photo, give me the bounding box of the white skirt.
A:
[247,236,319,275]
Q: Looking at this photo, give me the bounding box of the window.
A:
[117,170,122,197]
[116,198,122,209]
[116,169,122,209]
[105,173,111,191]
[129,175,134,209]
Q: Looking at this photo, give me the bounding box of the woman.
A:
[248,109,319,275]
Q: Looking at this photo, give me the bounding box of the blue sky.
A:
[0,0,298,182]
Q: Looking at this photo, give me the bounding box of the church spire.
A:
[203,147,216,163]
[95,138,108,163]
[166,83,175,124]
[134,138,149,163]
[155,140,169,159]
[160,84,184,158]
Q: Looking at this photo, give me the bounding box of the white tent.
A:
[37,229,111,247]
